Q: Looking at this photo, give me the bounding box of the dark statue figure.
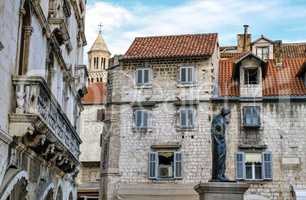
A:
[211,107,231,182]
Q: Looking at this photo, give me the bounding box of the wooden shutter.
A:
[143,111,148,128]
[149,152,157,179]
[236,152,245,180]
[262,152,272,180]
[136,69,143,85]
[174,152,182,178]
[144,69,150,84]
[135,110,142,127]
[180,109,187,128]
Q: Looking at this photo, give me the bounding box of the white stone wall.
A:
[80,104,104,162]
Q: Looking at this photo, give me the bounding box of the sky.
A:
[85,0,306,61]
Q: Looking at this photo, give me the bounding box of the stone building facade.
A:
[102,27,306,200]
[0,0,87,200]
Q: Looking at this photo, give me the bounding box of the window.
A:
[134,110,151,128]
[149,151,182,179]
[136,68,151,85]
[243,106,260,128]
[94,57,99,69]
[179,66,195,84]
[97,109,105,121]
[236,152,272,180]
[256,46,269,60]
[179,107,195,128]
[244,68,259,85]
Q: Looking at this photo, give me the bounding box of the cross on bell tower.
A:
[98,23,103,34]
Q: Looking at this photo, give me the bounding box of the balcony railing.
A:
[9,76,81,173]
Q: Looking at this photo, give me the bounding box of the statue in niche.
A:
[211,107,231,182]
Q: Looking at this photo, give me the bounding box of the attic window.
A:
[244,68,258,85]
[256,46,269,60]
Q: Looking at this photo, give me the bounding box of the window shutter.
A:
[181,67,186,83]
[262,152,272,180]
[143,111,148,128]
[144,69,149,84]
[149,152,157,179]
[136,69,143,85]
[180,110,187,128]
[236,152,245,180]
[174,152,182,178]
[188,109,194,127]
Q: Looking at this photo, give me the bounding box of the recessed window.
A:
[236,152,272,180]
[134,110,150,128]
[149,151,182,179]
[179,66,195,84]
[179,107,195,128]
[243,106,260,128]
[136,68,151,85]
[256,46,269,60]
[244,68,258,85]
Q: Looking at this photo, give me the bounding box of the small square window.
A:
[244,68,259,85]
[149,151,182,180]
[236,152,272,181]
[243,106,260,128]
[179,107,195,128]
[134,110,150,128]
[256,46,269,60]
[179,66,195,84]
[136,68,151,85]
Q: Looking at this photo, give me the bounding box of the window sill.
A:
[150,178,183,183]
[132,127,153,133]
[135,85,152,89]
[237,179,272,184]
[176,127,197,132]
[176,83,197,88]
[242,125,261,129]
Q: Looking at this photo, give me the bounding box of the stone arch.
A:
[18,0,32,75]
[68,192,73,200]
[40,183,55,200]
[0,169,29,200]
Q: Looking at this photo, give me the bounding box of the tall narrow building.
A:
[77,31,110,199]
[87,32,111,83]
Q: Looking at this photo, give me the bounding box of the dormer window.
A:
[256,46,269,60]
[244,68,258,85]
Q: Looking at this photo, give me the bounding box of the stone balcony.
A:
[9,76,82,174]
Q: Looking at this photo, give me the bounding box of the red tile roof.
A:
[219,58,306,97]
[282,43,306,58]
[123,33,218,60]
[82,82,106,104]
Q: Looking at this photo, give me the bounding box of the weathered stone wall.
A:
[213,101,306,200]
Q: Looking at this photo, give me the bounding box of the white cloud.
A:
[84,0,306,62]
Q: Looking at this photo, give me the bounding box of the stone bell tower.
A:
[87,27,111,83]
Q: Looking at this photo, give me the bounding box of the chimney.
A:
[237,25,252,53]
[274,40,283,67]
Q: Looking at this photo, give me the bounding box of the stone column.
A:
[194,182,249,200]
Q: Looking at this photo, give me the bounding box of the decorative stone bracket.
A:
[48,18,70,45]
[9,76,81,174]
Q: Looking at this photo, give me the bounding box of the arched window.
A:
[18,0,32,75]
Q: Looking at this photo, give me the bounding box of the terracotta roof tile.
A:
[282,43,306,58]
[219,58,306,97]
[82,82,106,104]
[123,33,218,60]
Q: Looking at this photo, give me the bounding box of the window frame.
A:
[149,150,182,180]
[243,106,261,128]
[236,151,272,181]
[134,109,151,129]
[179,66,195,84]
[135,68,152,86]
[244,68,259,85]
[179,107,195,129]
[256,46,269,60]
